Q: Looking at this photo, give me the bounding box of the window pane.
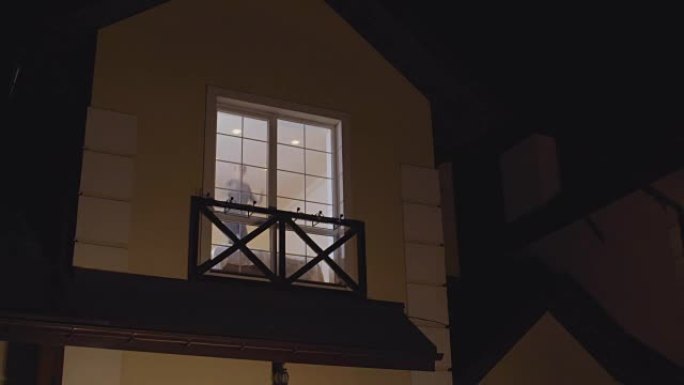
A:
[215,161,242,191]
[215,249,272,277]
[306,234,334,257]
[306,176,333,204]
[318,262,335,284]
[278,197,305,213]
[215,188,266,208]
[216,135,241,163]
[211,245,229,262]
[216,163,267,203]
[246,224,271,252]
[278,120,304,146]
[305,202,333,228]
[243,139,267,168]
[305,150,332,178]
[305,124,332,152]
[241,165,268,202]
[305,202,333,218]
[244,117,267,141]
[291,256,327,282]
[278,144,304,173]
[285,255,307,278]
[211,224,231,247]
[217,112,242,136]
[278,170,305,200]
[284,230,306,256]
[311,263,331,283]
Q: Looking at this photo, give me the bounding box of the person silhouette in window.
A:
[215,165,264,272]
[225,165,256,239]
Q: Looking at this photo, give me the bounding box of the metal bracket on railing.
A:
[247,200,257,217]
[334,214,344,229]
[312,210,323,227]
[224,197,235,214]
[293,207,301,222]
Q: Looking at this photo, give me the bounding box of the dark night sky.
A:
[376,1,683,139]
[7,0,683,138]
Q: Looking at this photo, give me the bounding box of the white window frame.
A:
[202,86,352,281]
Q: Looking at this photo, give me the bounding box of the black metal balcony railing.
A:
[188,196,367,296]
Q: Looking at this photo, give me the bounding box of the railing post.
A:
[278,217,286,281]
[356,222,367,297]
[187,196,200,281]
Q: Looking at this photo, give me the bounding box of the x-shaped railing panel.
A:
[197,206,278,279]
[284,218,359,291]
[188,197,367,296]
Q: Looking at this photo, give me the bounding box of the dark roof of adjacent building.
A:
[1,267,438,370]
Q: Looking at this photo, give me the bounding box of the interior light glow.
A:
[232,129,242,135]
[291,140,300,145]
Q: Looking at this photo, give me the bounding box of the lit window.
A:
[204,91,344,284]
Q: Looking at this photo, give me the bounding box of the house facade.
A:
[1,1,452,385]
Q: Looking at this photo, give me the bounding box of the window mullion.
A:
[332,123,340,218]
[268,116,278,273]
[268,116,277,208]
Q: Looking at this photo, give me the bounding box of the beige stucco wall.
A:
[531,170,684,365]
[481,313,616,385]
[287,363,409,385]
[121,351,270,385]
[64,347,408,385]
[90,0,433,303]
[122,352,407,385]
[63,347,123,385]
[68,0,436,384]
